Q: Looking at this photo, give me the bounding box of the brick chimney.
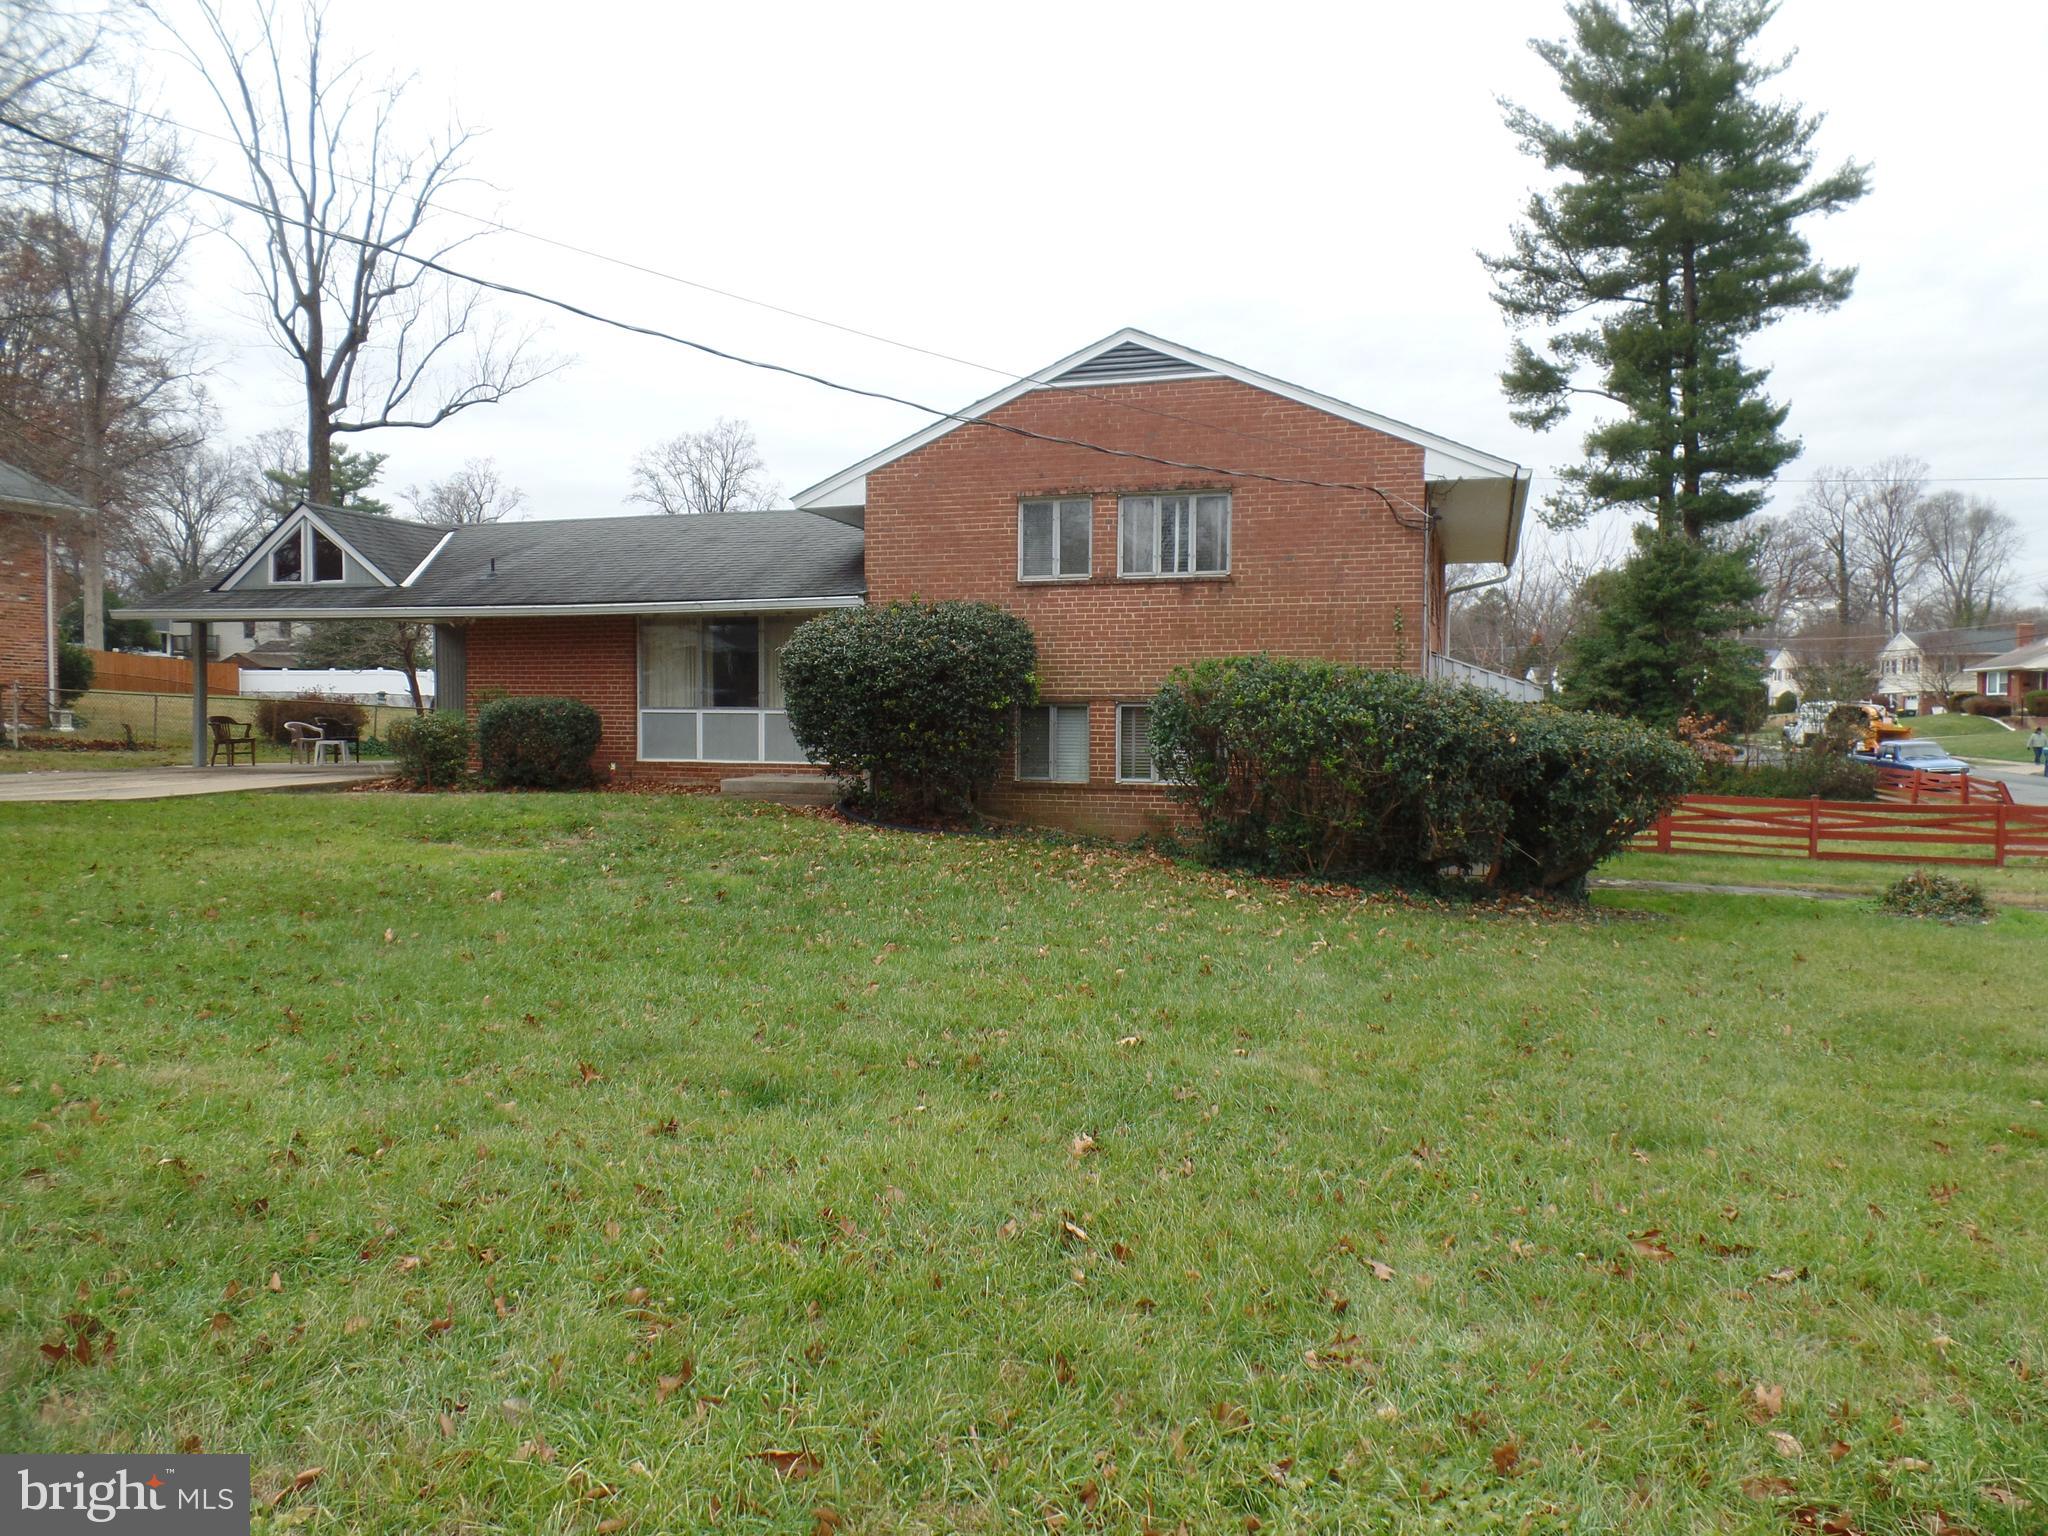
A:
[2017,620,2037,648]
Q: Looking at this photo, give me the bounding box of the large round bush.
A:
[476,696,602,789]
[1151,655,1696,893]
[780,601,1037,817]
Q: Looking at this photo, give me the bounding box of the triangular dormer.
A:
[214,503,445,592]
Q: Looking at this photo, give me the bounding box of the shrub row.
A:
[781,601,1037,818]
[1697,754,1877,801]
[385,697,603,790]
[1962,696,2011,718]
[1150,656,1697,893]
[387,712,472,790]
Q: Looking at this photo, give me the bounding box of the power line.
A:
[0,110,1432,531]
[37,78,1444,511]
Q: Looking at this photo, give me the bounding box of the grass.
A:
[1911,713,2039,764]
[3,794,2044,1534]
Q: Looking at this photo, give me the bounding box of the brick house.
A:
[138,330,1531,831]
[1875,623,2036,713]
[1966,628,2046,721]
[0,460,85,730]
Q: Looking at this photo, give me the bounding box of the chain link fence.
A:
[4,684,416,759]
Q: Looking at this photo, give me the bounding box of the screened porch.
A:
[636,614,816,765]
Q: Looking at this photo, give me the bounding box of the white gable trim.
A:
[402,529,456,587]
[216,503,399,590]
[790,327,1525,510]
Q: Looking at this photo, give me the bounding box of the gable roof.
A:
[1892,625,2021,656]
[1967,637,2048,674]
[132,508,867,621]
[790,328,1531,565]
[0,458,88,516]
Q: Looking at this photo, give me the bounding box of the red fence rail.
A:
[1874,764,2008,805]
[1632,793,2048,866]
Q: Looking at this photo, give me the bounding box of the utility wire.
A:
[0,110,1430,531]
[34,78,1444,515]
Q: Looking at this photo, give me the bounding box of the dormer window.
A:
[270,522,346,583]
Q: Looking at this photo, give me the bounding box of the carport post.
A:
[190,621,208,767]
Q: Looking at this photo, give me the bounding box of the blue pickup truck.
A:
[1849,738,1971,774]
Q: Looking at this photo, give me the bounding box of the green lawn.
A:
[3,795,2043,1534]
[1911,713,2038,763]
[1602,849,2048,904]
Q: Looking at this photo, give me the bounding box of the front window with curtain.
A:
[1017,704,1089,782]
[638,615,809,763]
[1119,493,1229,577]
[1116,704,1159,782]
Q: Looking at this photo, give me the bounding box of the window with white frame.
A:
[269,522,345,583]
[1119,493,1229,577]
[1116,703,1159,782]
[1984,670,2006,695]
[638,615,808,763]
[1019,498,1091,580]
[1018,704,1089,782]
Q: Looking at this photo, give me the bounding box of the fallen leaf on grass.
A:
[1770,1431,1804,1459]
[1741,1474,1796,1500]
[1981,1485,2029,1510]
[269,1467,323,1507]
[758,1448,822,1480]
[1211,1402,1250,1433]
[1629,1230,1675,1262]
[1490,1439,1521,1476]
[512,1437,555,1464]
[1069,1133,1097,1158]
[595,1519,629,1535]
[1366,1259,1394,1282]
[1826,1440,1851,1462]
[1750,1382,1785,1420]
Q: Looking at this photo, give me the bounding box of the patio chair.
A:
[208,715,257,767]
[283,720,324,765]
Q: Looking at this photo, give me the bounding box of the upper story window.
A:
[1119,493,1229,578]
[1019,498,1091,580]
[270,523,346,583]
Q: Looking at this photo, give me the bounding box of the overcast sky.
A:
[103,0,2048,600]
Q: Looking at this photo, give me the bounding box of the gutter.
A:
[125,593,869,623]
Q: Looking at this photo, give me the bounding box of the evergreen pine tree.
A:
[1486,1,1868,539]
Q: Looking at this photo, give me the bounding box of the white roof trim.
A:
[791,326,1526,509]
[129,594,866,622]
[401,529,456,587]
[216,503,400,590]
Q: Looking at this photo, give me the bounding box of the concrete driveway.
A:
[0,762,387,802]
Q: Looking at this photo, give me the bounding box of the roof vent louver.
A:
[1053,340,1212,384]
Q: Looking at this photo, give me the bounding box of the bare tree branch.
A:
[627,418,778,516]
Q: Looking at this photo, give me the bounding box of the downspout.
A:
[44,526,57,700]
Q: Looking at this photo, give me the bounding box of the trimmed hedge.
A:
[388,712,472,790]
[56,641,93,699]
[1773,690,1798,714]
[2023,690,2048,716]
[1150,656,1696,893]
[1962,696,2011,717]
[780,601,1037,818]
[477,696,602,789]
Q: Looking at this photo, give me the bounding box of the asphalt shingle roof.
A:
[135,507,867,618]
[0,458,88,514]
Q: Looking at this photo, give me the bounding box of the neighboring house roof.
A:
[790,327,1531,565]
[0,458,89,517]
[1967,638,2048,674]
[1891,625,2020,656]
[132,506,868,621]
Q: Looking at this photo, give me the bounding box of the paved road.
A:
[0,762,387,802]
[1961,756,2048,806]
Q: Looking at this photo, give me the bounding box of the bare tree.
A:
[1788,466,1866,627]
[628,418,778,516]
[1914,491,2019,628]
[404,456,524,526]
[0,2,99,129]
[1850,455,1926,636]
[158,0,559,504]
[23,100,196,647]
[125,426,265,592]
[1742,515,1822,631]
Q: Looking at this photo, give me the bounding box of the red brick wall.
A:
[864,377,1435,836]
[463,614,825,788]
[0,513,52,704]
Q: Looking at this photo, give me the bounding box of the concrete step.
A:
[719,773,838,807]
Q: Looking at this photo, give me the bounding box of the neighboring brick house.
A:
[138,330,1531,831]
[1966,628,2046,720]
[0,459,86,729]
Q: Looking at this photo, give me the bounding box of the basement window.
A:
[1017,704,1089,782]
